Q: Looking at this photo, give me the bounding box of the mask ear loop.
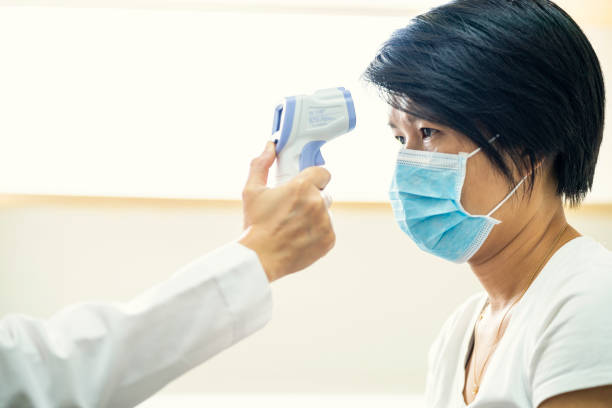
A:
[463,133,517,217]
[487,175,527,218]
[466,134,501,159]
[487,157,545,218]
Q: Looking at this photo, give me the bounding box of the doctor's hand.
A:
[239,141,335,282]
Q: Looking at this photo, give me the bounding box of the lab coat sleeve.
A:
[0,241,273,408]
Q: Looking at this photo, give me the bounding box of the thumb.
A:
[245,142,277,190]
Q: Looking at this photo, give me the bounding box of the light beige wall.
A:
[1,196,611,395]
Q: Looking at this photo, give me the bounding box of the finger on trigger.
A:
[245,143,276,189]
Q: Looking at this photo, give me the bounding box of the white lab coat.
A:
[0,242,272,407]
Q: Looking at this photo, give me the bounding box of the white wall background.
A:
[0,5,610,202]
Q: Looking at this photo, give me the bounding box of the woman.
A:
[364,0,612,406]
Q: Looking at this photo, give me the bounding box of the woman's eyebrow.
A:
[388,117,440,128]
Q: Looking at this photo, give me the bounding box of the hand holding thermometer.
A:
[270,87,356,187]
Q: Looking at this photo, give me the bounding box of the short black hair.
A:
[363,0,605,207]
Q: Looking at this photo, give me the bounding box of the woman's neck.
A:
[468,200,578,313]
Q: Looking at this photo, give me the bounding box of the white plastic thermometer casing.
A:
[270,87,356,186]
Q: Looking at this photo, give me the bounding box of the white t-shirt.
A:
[425,236,612,407]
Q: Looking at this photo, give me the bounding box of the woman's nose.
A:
[403,129,425,150]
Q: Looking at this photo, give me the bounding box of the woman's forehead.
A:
[388,107,450,131]
[388,108,423,126]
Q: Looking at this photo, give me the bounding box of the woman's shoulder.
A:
[576,235,612,271]
[557,235,612,261]
[519,235,612,354]
[536,235,612,299]
[524,237,612,406]
[523,236,612,332]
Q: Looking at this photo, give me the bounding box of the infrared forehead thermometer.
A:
[270,87,356,185]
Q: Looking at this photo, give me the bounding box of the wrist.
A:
[238,227,279,282]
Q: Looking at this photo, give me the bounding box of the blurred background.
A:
[0,0,611,406]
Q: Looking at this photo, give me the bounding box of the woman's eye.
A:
[421,128,438,139]
[394,135,406,145]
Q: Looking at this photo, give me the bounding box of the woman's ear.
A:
[533,158,546,172]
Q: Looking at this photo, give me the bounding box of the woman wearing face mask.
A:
[364,0,611,407]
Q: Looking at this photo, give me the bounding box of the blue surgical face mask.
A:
[389,136,526,263]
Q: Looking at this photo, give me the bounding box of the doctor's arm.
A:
[0,142,335,407]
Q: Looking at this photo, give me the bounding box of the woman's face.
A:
[388,107,549,263]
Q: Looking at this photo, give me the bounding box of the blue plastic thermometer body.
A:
[270,87,356,185]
